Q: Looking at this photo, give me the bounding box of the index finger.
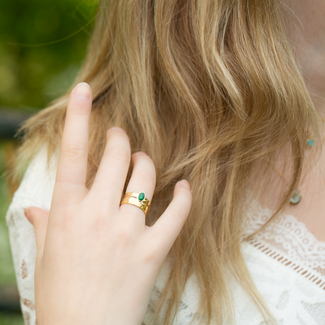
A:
[52,82,92,206]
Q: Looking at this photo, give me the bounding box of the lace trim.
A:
[243,190,325,286]
[247,237,325,290]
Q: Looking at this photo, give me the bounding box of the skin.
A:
[254,1,325,242]
[24,1,325,323]
[280,0,325,241]
[24,82,192,325]
[283,0,325,117]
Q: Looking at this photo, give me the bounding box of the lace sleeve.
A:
[5,146,58,325]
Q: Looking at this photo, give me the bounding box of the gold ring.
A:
[120,192,151,216]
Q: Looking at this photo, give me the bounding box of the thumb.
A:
[24,207,49,259]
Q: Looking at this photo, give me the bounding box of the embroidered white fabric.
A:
[243,191,325,282]
[5,147,325,325]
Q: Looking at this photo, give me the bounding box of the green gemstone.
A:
[307,139,314,147]
[138,192,145,201]
[290,190,301,205]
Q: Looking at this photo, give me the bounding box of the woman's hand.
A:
[23,82,192,325]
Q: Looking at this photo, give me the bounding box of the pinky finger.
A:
[146,180,192,256]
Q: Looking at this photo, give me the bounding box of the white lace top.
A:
[5,147,325,325]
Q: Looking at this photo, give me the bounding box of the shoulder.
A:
[7,144,58,218]
[5,143,58,247]
[5,145,58,325]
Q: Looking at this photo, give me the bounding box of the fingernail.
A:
[24,209,32,223]
[133,151,147,156]
[178,180,190,189]
[75,82,91,100]
[110,127,125,133]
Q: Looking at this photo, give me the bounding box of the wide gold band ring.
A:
[120,192,151,216]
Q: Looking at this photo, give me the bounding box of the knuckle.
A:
[173,205,185,219]
[50,208,76,232]
[173,201,189,220]
[142,244,160,264]
[136,169,155,186]
[70,102,89,116]
[108,147,130,163]
[115,226,133,245]
[64,142,86,159]
[89,212,107,232]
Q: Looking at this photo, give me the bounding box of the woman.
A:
[5,0,325,324]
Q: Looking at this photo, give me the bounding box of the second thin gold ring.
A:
[120,192,151,216]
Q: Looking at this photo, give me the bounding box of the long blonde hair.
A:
[12,0,322,324]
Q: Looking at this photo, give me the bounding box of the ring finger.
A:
[119,152,156,230]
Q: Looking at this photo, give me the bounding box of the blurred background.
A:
[0,0,98,323]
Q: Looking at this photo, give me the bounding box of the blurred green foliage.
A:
[0,313,24,325]
[0,142,14,286]
[0,0,99,323]
[0,0,98,112]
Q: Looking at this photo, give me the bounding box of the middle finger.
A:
[90,127,131,207]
